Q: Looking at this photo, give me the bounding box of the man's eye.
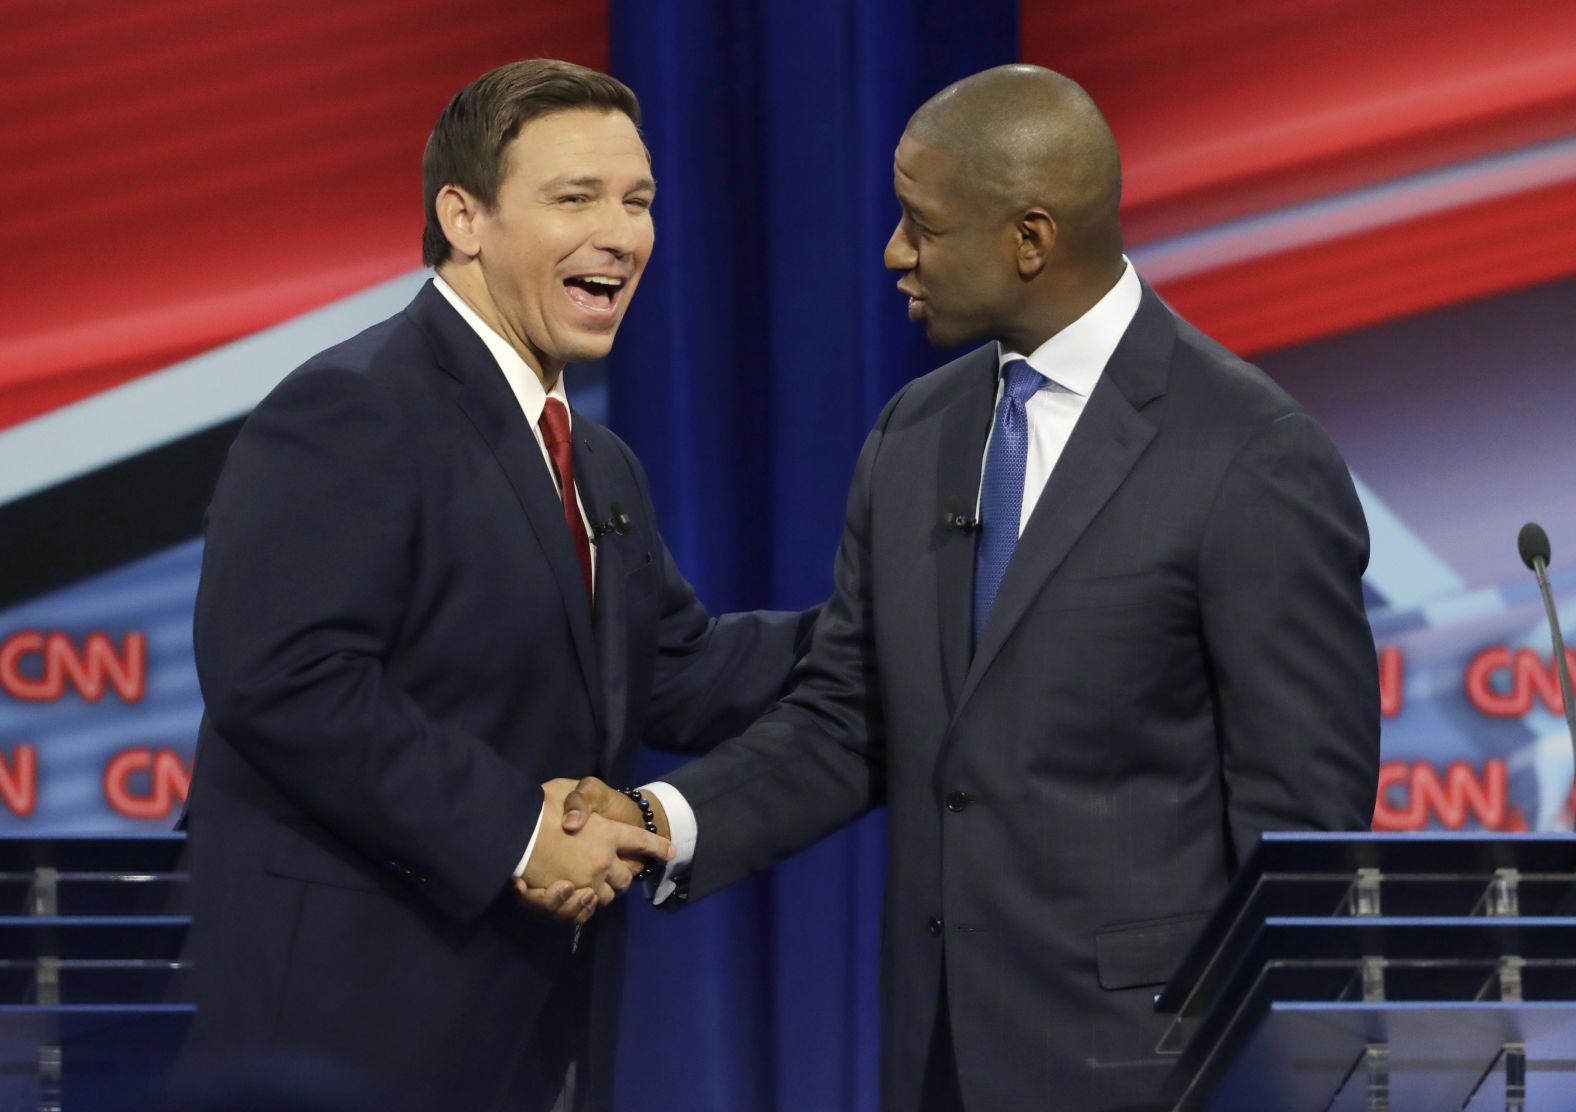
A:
[559,195,589,205]
[625,197,652,211]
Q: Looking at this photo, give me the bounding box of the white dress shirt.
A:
[983,258,1141,532]
[431,275,597,882]
[647,259,1143,901]
[433,276,596,569]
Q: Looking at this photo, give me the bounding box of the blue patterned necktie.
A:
[974,358,1046,646]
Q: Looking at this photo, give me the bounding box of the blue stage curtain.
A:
[605,4,1015,1109]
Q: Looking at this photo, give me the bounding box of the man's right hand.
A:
[560,776,670,840]
[520,778,673,909]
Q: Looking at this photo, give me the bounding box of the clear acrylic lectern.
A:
[1156,833,1576,1111]
[0,834,191,1111]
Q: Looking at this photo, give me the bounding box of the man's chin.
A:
[922,320,969,350]
[554,329,620,367]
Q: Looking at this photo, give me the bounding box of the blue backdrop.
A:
[605,3,1016,1108]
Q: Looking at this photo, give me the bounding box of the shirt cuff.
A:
[641,780,695,904]
[513,802,546,880]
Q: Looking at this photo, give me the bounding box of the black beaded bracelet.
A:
[619,787,658,880]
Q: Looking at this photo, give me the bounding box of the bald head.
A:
[907,65,1122,261]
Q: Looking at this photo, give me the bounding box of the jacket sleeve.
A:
[609,435,817,756]
[1197,409,1381,864]
[194,367,540,924]
[657,397,904,901]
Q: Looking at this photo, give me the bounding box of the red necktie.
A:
[537,398,593,606]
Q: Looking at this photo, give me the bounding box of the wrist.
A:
[644,791,670,842]
[617,786,669,840]
[616,786,669,878]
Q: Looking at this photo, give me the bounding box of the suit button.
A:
[927,916,943,936]
[945,791,970,812]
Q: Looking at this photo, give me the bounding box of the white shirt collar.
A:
[996,256,1142,396]
[431,273,570,427]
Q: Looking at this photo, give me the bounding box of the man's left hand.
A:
[514,877,599,926]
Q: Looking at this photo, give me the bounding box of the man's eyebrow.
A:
[540,174,657,192]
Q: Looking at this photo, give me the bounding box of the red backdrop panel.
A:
[1021,0,1576,353]
[1160,180,1576,356]
[0,1,607,431]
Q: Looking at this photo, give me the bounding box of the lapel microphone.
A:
[590,501,632,544]
[941,497,979,533]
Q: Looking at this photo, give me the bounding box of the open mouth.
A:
[563,274,626,316]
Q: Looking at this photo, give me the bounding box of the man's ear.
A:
[435,184,486,262]
[1016,208,1055,279]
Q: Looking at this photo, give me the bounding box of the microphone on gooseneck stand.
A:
[1518,522,1576,769]
[941,497,979,534]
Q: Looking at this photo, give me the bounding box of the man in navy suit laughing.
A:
[180,59,810,1112]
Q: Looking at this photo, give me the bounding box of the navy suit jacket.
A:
[663,284,1381,1111]
[181,281,806,1111]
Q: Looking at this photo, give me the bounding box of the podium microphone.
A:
[1518,522,1576,767]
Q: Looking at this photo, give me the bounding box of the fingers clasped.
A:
[514,878,599,926]
[514,778,675,925]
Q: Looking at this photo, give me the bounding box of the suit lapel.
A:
[954,287,1176,718]
[407,282,604,729]
[573,433,632,769]
[934,346,998,713]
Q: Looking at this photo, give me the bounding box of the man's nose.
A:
[593,201,643,256]
[883,223,914,271]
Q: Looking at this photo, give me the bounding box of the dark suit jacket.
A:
[181,281,806,1112]
[664,285,1380,1111]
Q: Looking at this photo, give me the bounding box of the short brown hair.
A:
[420,59,642,267]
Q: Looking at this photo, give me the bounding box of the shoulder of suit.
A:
[245,310,441,435]
[1165,312,1306,430]
[876,343,996,432]
[268,310,441,401]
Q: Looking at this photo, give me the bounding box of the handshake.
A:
[513,777,673,926]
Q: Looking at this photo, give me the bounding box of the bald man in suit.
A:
[568,65,1379,1111]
